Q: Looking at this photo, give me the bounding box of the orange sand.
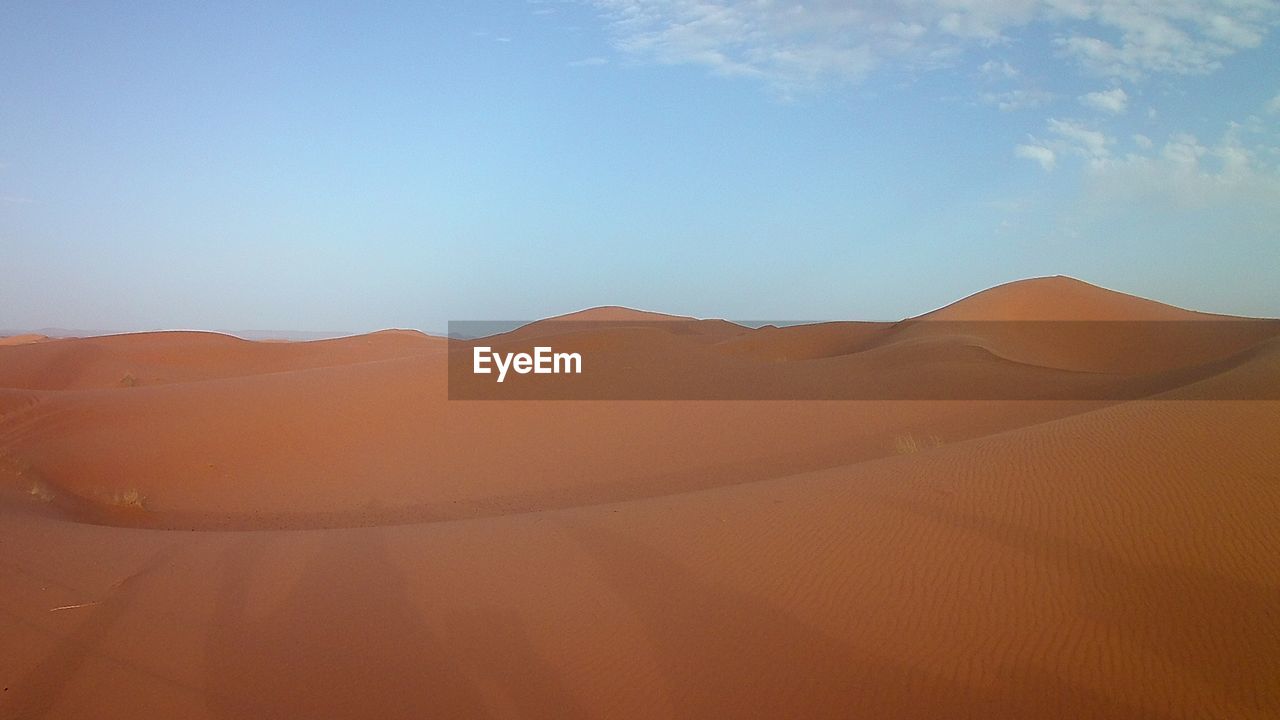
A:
[2,276,1278,718]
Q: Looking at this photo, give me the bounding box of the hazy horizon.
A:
[6,273,1280,340]
[3,2,1278,332]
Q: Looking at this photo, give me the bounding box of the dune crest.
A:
[547,306,695,322]
[917,275,1221,321]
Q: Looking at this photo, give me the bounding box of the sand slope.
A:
[2,277,1278,719]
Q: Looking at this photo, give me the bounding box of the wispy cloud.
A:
[1080,125,1280,227]
[568,56,609,67]
[588,1,932,94]
[1048,118,1111,163]
[1016,105,1280,190]
[587,0,1279,94]
[1079,87,1128,114]
[586,0,1280,209]
[979,59,1019,79]
[472,30,514,43]
[1016,117,1112,170]
[1015,144,1057,171]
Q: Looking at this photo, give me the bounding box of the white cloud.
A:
[1016,144,1057,170]
[1051,0,1277,80]
[980,59,1019,79]
[1079,87,1128,114]
[1083,126,1280,213]
[1018,116,1280,184]
[568,56,609,67]
[1267,93,1280,115]
[1016,118,1116,171]
[587,0,1280,92]
[1205,13,1266,47]
[591,2,888,92]
[1161,133,1207,166]
[1047,118,1111,163]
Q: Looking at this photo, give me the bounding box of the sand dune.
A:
[2,276,1278,718]
[0,333,51,347]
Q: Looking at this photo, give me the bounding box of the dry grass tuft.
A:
[893,433,943,455]
[119,373,139,387]
[1,455,55,502]
[102,488,147,510]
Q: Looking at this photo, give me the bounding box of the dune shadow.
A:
[203,530,492,720]
[443,606,590,720]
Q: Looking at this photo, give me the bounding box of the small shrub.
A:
[103,488,147,510]
[27,479,54,502]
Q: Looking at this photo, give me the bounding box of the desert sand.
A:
[2,276,1278,718]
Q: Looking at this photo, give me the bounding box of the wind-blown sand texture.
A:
[2,276,1278,719]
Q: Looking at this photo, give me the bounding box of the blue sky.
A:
[2,1,1278,332]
